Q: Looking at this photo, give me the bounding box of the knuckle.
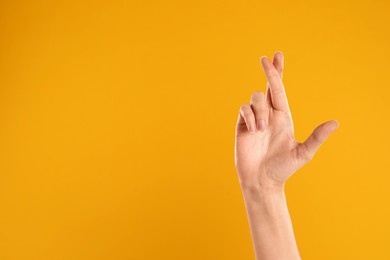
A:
[272,86,285,96]
[268,70,280,79]
[252,103,266,113]
[305,151,314,161]
[311,130,322,143]
[250,91,265,103]
[303,149,313,162]
[298,144,313,162]
[240,103,250,111]
[244,111,254,119]
[251,91,265,98]
[240,104,252,116]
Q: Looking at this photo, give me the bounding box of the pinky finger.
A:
[239,104,257,133]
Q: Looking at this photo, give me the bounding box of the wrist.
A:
[241,183,285,202]
[240,183,288,225]
[239,175,285,198]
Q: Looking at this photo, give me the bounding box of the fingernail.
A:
[250,123,257,133]
[258,119,266,131]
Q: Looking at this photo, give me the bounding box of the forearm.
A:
[241,183,301,260]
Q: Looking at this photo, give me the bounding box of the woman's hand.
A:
[234,51,339,191]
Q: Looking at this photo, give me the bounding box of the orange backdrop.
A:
[0,0,389,259]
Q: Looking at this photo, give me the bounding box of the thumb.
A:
[299,120,340,161]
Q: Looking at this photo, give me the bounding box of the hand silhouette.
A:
[234,51,339,191]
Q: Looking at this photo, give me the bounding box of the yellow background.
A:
[0,0,389,259]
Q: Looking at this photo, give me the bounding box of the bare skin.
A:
[234,51,339,260]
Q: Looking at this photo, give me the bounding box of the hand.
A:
[234,51,339,191]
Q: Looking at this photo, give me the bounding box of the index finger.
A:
[260,56,290,112]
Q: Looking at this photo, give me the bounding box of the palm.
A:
[234,52,339,188]
[236,107,300,185]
